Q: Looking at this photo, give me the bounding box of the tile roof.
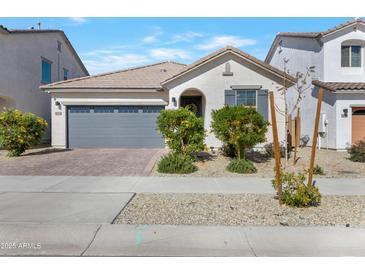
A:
[265,18,365,62]
[162,46,297,85]
[0,26,88,75]
[41,61,187,89]
[312,80,365,92]
[277,18,365,39]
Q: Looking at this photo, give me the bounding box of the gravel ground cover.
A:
[150,147,365,178]
[114,193,365,227]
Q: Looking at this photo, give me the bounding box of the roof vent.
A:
[161,69,167,73]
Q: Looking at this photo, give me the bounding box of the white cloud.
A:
[142,35,158,44]
[142,26,163,44]
[150,48,189,59]
[197,35,256,50]
[169,32,203,43]
[69,17,88,24]
[83,51,151,74]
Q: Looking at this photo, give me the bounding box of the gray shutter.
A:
[225,90,236,106]
[257,89,268,121]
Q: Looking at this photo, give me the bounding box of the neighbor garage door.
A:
[352,107,365,145]
[67,105,165,148]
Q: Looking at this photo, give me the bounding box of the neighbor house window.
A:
[57,40,62,52]
[63,68,68,80]
[341,45,362,67]
[41,58,52,84]
[236,90,257,107]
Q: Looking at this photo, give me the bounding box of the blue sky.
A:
[0,17,354,74]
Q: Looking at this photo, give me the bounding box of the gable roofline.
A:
[40,61,186,90]
[0,25,10,34]
[161,46,296,86]
[3,27,89,76]
[265,18,365,63]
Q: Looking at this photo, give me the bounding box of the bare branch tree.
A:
[275,58,315,168]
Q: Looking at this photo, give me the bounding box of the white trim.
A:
[46,88,160,93]
[58,98,168,106]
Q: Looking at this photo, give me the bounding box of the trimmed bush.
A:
[157,152,197,174]
[272,170,321,207]
[211,105,268,160]
[226,159,257,174]
[156,107,205,155]
[347,139,365,162]
[0,109,48,157]
[313,164,325,175]
[264,142,286,158]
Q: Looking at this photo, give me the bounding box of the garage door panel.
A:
[67,106,164,148]
[68,137,164,148]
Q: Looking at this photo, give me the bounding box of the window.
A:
[41,59,52,84]
[94,106,115,113]
[341,45,362,67]
[236,90,257,107]
[69,106,90,113]
[57,40,62,52]
[63,68,68,80]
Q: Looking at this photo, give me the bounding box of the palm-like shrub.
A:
[0,109,48,157]
[157,152,197,174]
[226,159,257,174]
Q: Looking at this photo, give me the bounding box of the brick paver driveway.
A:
[0,148,163,176]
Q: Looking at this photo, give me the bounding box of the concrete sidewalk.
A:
[1,224,365,256]
[0,176,364,195]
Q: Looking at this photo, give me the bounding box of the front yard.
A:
[151,147,365,178]
[114,193,365,227]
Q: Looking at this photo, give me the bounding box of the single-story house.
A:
[41,46,296,149]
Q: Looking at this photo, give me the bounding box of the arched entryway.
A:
[179,88,206,118]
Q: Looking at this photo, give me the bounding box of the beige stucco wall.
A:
[0,32,87,141]
[164,53,287,147]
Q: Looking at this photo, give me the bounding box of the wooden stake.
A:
[308,87,324,186]
[269,91,282,206]
[293,108,300,165]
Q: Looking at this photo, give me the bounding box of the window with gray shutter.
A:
[257,89,269,121]
[224,90,236,106]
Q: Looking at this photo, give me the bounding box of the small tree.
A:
[211,105,268,160]
[276,58,315,166]
[0,108,48,157]
[156,107,205,155]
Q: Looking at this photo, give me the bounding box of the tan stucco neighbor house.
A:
[41,46,295,149]
[0,25,89,141]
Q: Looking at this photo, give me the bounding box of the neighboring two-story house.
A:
[0,25,89,141]
[266,18,365,150]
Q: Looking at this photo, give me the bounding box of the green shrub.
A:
[211,105,268,160]
[347,139,365,162]
[157,152,197,174]
[313,164,325,175]
[0,109,48,157]
[264,142,286,158]
[227,159,257,174]
[156,107,205,155]
[272,170,321,207]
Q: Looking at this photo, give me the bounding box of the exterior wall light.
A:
[172,97,177,107]
[343,108,348,118]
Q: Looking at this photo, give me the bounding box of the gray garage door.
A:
[67,105,165,148]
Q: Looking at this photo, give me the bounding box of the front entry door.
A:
[180,96,202,117]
